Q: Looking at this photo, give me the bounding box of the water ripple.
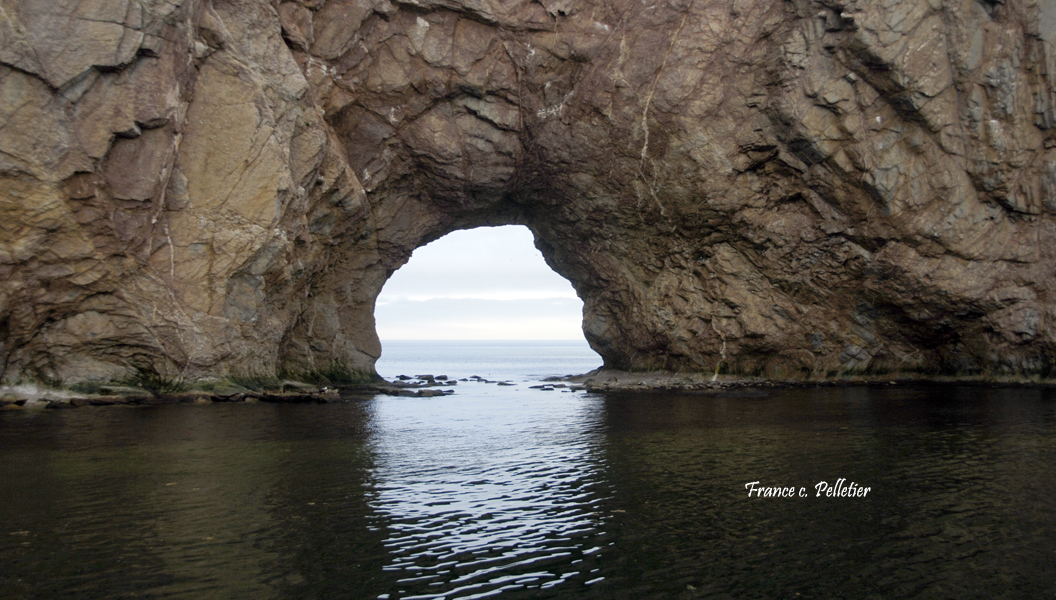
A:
[367,391,610,599]
[3,385,1055,599]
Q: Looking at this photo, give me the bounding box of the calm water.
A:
[2,341,1055,599]
[374,340,603,381]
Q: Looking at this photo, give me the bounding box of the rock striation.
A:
[1,0,1055,383]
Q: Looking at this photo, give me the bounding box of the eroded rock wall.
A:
[0,0,377,382]
[1,0,1055,383]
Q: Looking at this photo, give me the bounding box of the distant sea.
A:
[375,339,603,381]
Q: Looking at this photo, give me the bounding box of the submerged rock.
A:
[2,0,1056,384]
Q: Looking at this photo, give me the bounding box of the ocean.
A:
[1,341,1054,599]
[375,339,603,381]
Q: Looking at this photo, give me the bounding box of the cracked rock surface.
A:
[1,0,1056,383]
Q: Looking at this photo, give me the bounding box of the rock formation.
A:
[1,0,1055,383]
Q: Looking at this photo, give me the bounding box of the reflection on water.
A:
[368,390,610,598]
[1,384,1055,599]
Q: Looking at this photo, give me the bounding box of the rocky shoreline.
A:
[562,369,1056,393]
[0,378,411,409]
[0,382,343,409]
[0,372,544,409]
[5,369,1056,410]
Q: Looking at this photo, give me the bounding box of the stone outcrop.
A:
[1,0,1055,383]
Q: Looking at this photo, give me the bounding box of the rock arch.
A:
[2,0,1056,383]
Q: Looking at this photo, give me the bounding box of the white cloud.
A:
[374,290,577,303]
[376,225,579,303]
[375,226,586,340]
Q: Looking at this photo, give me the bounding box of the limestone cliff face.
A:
[1,0,1055,383]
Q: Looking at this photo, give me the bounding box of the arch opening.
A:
[373,225,601,378]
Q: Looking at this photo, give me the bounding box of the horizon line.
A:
[379,338,592,342]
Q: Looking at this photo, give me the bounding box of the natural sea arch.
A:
[323,0,1056,384]
[265,0,1056,384]
[274,198,630,382]
[3,0,1053,385]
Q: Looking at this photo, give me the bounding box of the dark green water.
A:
[2,383,1054,599]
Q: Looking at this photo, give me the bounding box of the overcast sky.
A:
[374,225,586,340]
